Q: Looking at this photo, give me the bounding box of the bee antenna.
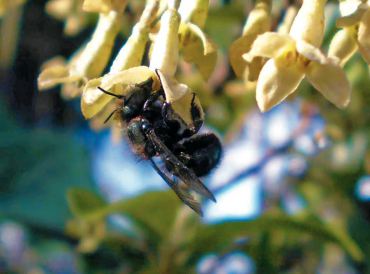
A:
[104,109,118,124]
[98,86,124,99]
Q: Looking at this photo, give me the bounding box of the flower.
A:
[38,8,123,97]
[244,0,351,112]
[81,0,160,118]
[333,0,370,64]
[81,0,204,130]
[45,0,88,36]
[328,28,358,66]
[229,0,271,80]
[177,0,218,79]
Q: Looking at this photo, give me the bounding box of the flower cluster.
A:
[38,0,216,129]
[230,0,370,112]
[37,0,369,122]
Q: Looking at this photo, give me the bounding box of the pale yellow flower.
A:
[328,28,358,66]
[45,0,88,36]
[82,0,204,129]
[38,10,123,96]
[229,0,271,80]
[244,0,351,112]
[81,0,160,118]
[334,0,370,64]
[177,0,218,80]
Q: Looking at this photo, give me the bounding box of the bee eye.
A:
[140,118,152,133]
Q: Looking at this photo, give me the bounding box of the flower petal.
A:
[182,38,217,80]
[289,0,326,47]
[256,59,304,112]
[186,22,216,56]
[247,57,265,82]
[71,11,121,78]
[37,64,80,90]
[328,28,358,66]
[339,0,363,17]
[157,70,204,127]
[306,61,351,108]
[229,33,256,78]
[109,25,148,73]
[243,32,294,62]
[296,39,328,64]
[149,8,180,77]
[337,2,368,27]
[357,10,370,64]
[178,0,209,27]
[179,22,217,79]
[81,66,158,119]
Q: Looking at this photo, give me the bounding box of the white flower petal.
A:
[328,28,358,66]
[243,32,294,62]
[306,61,351,108]
[339,0,363,17]
[149,8,180,76]
[256,59,304,112]
[289,0,326,47]
[156,69,188,103]
[337,1,367,26]
[296,39,328,64]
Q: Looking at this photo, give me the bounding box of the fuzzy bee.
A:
[98,75,222,215]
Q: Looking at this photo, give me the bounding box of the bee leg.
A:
[190,93,203,133]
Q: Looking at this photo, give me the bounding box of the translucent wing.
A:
[146,128,216,202]
[149,158,203,215]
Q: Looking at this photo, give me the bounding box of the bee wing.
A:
[149,158,203,215]
[146,129,216,202]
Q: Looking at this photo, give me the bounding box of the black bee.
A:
[98,77,222,215]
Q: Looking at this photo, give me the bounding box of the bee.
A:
[98,76,222,215]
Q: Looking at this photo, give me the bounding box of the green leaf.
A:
[67,188,107,218]
[189,213,363,262]
[109,191,184,238]
[0,128,95,230]
[71,191,185,239]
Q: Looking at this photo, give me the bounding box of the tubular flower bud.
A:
[289,0,327,47]
[244,0,351,112]
[277,5,298,35]
[149,3,180,77]
[110,0,159,72]
[336,0,370,64]
[328,28,358,66]
[38,10,122,96]
[229,0,271,79]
